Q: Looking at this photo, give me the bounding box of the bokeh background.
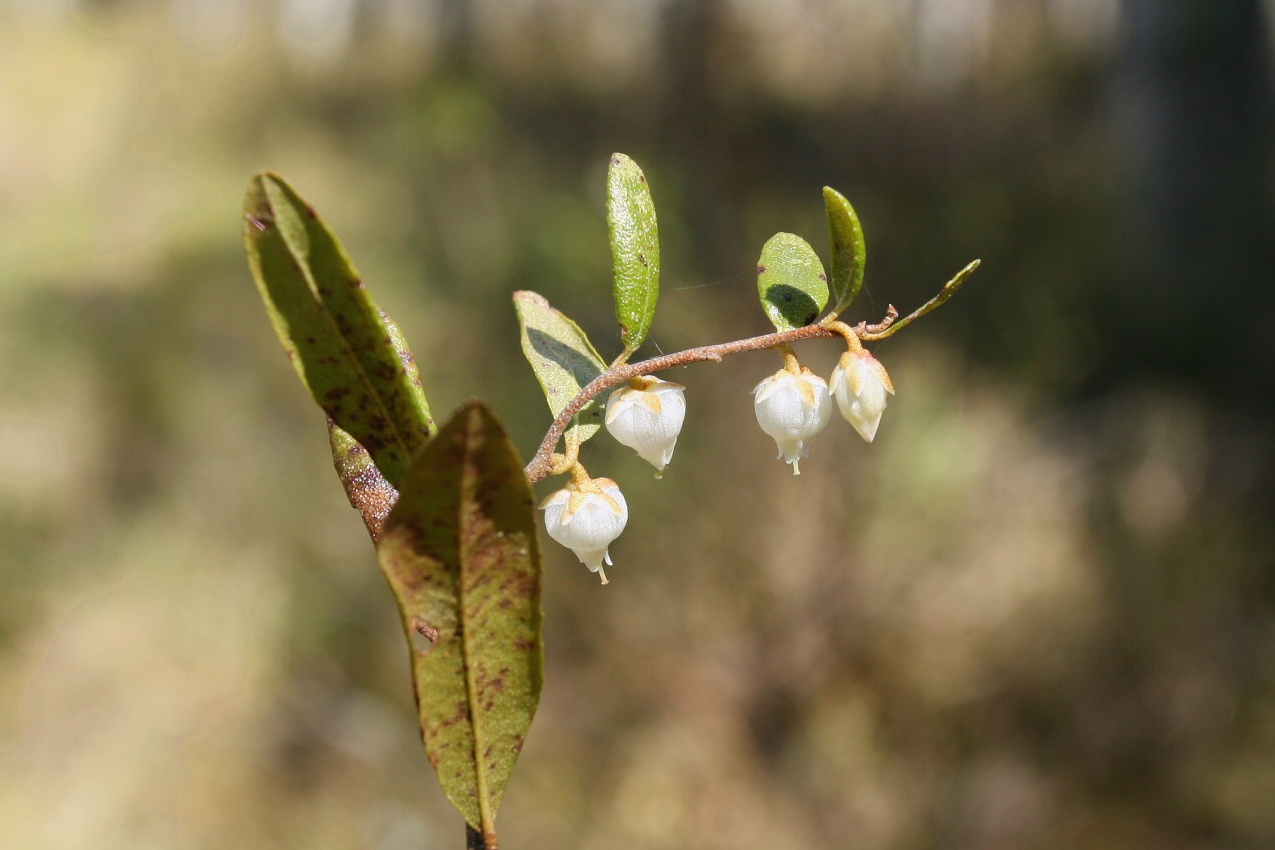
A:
[3,1,1275,848]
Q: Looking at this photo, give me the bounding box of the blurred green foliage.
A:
[2,2,1274,849]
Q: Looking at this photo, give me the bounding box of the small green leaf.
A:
[512,290,607,445]
[377,401,543,842]
[607,153,661,359]
[757,232,830,331]
[824,186,866,315]
[872,259,982,340]
[244,172,434,488]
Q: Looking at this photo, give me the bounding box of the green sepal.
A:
[606,153,661,360]
[756,232,830,331]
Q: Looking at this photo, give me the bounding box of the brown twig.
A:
[466,824,495,850]
[861,260,980,341]
[523,321,857,483]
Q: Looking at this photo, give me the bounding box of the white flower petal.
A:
[541,478,629,572]
[831,351,893,442]
[752,368,831,471]
[606,379,687,471]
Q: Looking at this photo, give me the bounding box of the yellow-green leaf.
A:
[377,401,543,842]
[512,290,607,446]
[871,259,982,340]
[607,153,661,359]
[243,172,433,488]
[824,186,867,316]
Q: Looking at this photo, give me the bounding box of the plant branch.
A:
[466,824,494,850]
[526,322,853,483]
[860,259,980,341]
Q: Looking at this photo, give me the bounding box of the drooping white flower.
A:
[829,350,895,442]
[539,477,628,582]
[751,366,832,474]
[605,377,687,473]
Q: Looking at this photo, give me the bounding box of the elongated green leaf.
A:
[872,259,982,339]
[513,290,607,445]
[607,153,661,359]
[244,172,433,488]
[378,401,543,842]
[824,186,866,315]
[757,232,829,331]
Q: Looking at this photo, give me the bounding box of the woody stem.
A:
[524,322,859,483]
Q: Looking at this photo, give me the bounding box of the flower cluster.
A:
[539,377,686,582]
[541,350,893,579]
[753,350,894,474]
[513,155,973,585]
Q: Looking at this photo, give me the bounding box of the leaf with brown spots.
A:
[607,153,661,361]
[377,401,542,844]
[824,186,867,317]
[756,232,829,331]
[243,172,434,489]
[513,290,607,449]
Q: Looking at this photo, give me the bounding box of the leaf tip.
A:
[243,172,292,228]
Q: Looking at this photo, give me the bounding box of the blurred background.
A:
[2,0,1274,848]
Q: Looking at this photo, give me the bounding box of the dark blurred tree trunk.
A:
[1117,0,1275,403]
[655,0,744,273]
[437,0,476,74]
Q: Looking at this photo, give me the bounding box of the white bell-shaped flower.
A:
[605,377,687,473]
[752,366,832,474]
[830,350,895,442]
[540,477,628,583]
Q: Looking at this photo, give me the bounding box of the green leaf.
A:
[607,153,661,359]
[244,172,434,488]
[871,259,982,340]
[377,401,543,842]
[757,232,830,331]
[512,290,607,446]
[824,186,866,315]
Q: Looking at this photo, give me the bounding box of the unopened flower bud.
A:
[540,477,628,582]
[752,366,832,474]
[605,377,686,473]
[830,350,895,442]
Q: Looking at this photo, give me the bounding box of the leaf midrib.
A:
[456,412,495,835]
